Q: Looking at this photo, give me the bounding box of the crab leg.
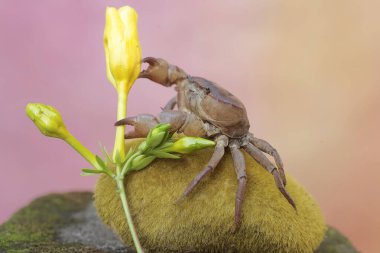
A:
[229,140,247,231]
[163,96,177,110]
[243,142,296,210]
[178,135,228,201]
[115,110,189,139]
[249,135,286,185]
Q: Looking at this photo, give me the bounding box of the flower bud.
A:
[130,154,156,171]
[104,6,141,92]
[161,137,215,154]
[144,124,171,149]
[26,103,69,139]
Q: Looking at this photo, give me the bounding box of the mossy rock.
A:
[95,139,326,253]
[0,191,358,253]
[0,192,92,252]
[0,192,128,253]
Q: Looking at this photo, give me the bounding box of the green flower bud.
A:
[144,123,171,149]
[137,141,148,152]
[130,154,156,171]
[26,103,69,139]
[161,137,215,154]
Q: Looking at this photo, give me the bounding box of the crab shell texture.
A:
[94,137,326,253]
[178,76,250,138]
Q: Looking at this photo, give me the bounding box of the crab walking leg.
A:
[243,143,296,210]
[178,135,228,200]
[229,141,247,231]
[249,135,287,185]
[163,96,177,110]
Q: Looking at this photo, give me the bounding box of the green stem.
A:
[65,133,98,168]
[113,85,128,162]
[121,151,142,176]
[116,166,144,253]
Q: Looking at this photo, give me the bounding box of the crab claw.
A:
[138,57,158,78]
[115,116,137,126]
[138,57,188,87]
[138,57,171,86]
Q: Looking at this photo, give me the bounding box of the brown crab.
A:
[116,57,296,230]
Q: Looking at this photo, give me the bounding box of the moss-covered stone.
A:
[95,138,326,253]
[0,191,358,253]
[0,192,126,253]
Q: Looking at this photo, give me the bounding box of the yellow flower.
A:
[26,103,69,139]
[104,6,141,93]
[104,5,142,160]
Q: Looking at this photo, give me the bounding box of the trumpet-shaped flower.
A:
[26,103,69,139]
[104,6,141,93]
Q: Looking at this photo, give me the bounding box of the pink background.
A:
[1,1,380,252]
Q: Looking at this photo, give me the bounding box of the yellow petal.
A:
[118,6,138,40]
[104,44,116,88]
[118,6,141,92]
[104,5,141,93]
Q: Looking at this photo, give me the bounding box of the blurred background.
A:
[1,0,379,252]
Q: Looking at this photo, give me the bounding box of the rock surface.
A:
[0,192,130,253]
[0,192,358,253]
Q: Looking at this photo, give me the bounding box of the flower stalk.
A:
[116,177,144,253]
[114,84,128,162]
[65,133,98,168]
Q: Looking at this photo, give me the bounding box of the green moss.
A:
[95,138,327,253]
[0,192,96,253]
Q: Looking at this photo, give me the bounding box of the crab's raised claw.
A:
[141,56,158,65]
[138,57,171,86]
[138,57,188,87]
[138,57,159,78]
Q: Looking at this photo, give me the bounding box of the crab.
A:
[116,57,296,230]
